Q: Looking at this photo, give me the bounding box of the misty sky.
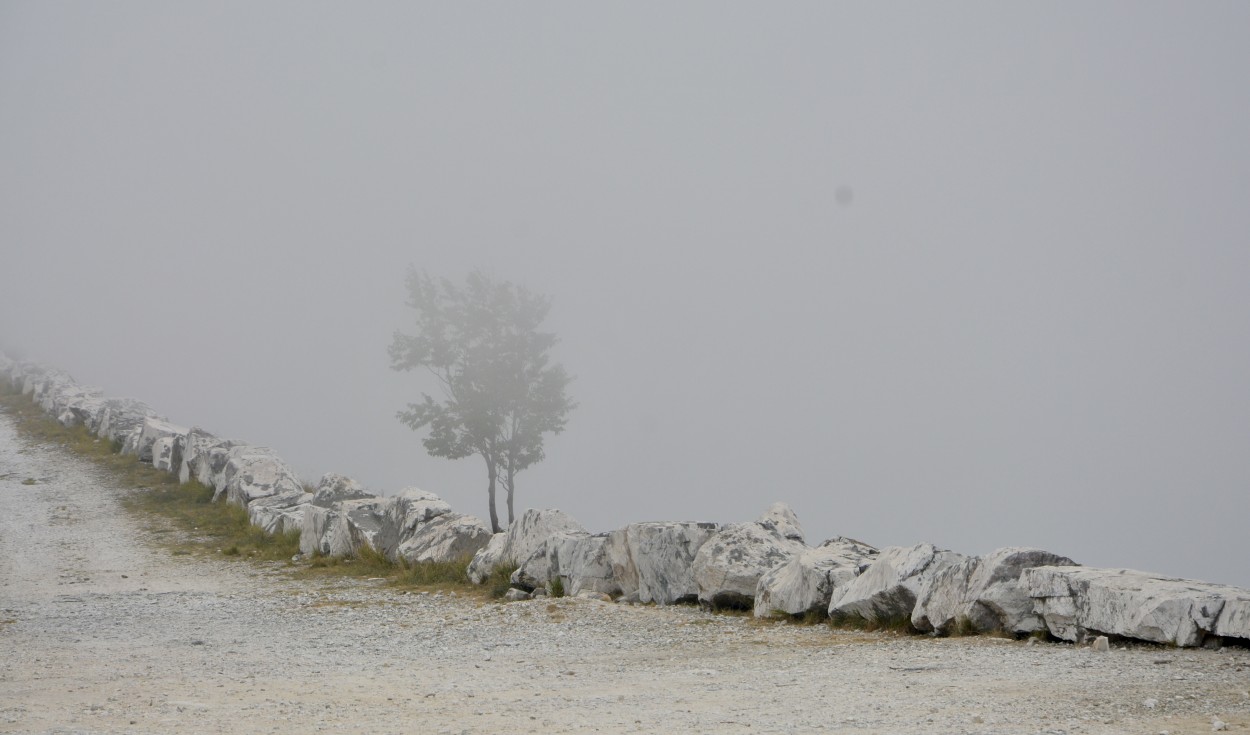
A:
[3,3,1249,586]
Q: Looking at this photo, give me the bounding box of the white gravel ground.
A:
[2,410,1249,735]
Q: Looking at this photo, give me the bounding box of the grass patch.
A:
[549,576,565,598]
[485,561,519,599]
[828,610,918,634]
[394,555,473,588]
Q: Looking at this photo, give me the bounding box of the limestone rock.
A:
[467,509,587,584]
[121,417,189,463]
[575,590,613,602]
[511,531,583,591]
[693,506,808,610]
[177,429,236,486]
[623,521,720,605]
[503,588,531,602]
[219,446,304,506]
[311,473,372,507]
[564,531,633,597]
[1022,566,1250,647]
[247,488,312,535]
[911,547,1078,635]
[300,504,335,556]
[324,496,389,557]
[394,512,493,564]
[96,398,158,444]
[467,533,508,584]
[513,526,637,595]
[756,501,805,543]
[754,537,879,618]
[151,436,176,472]
[376,488,453,555]
[828,543,968,625]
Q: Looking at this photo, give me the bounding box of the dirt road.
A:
[2,411,1248,734]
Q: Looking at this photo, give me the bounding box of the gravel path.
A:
[2,410,1248,735]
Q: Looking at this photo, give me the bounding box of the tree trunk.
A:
[485,455,501,533]
[505,463,515,526]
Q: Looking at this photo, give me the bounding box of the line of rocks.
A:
[4,353,1249,649]
[0,357,494,569]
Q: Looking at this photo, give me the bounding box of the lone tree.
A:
[389,269,576,533]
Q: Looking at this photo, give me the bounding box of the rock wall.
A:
[3,353,1248,648]
[0,356,490,565]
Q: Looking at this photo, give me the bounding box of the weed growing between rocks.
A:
[549,576,565,598]
[828,610,918,635]
[486,562,520,599]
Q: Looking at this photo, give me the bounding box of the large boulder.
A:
[394,512,493,564]
[693,504,807,610]
[324,496,389,557]
[911,547,1078,635]
[122,417,189,462]
[467,509,587,584]
[375,488,453,555]
[754,537,879,618]
[179,429,244,489]
[311,473,372,506]
[96,398,158,444]
[828,543,968,625]
[49,384,104,428]
[247,488,312,535]
[300,474,375,557]
[623,521,720,605]
[512,528,637,597]
[1022,566,1250,647]
[219,446,304,506]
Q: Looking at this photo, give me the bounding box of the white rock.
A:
[151,436,177,472]
[247,489,312,535]
[310,473,371,507]
[693,505,808,610]
[1022,566,1250,647]
[395,512,493,564]
[121,417,187,462]
[377,488,453,554]
[911,547,1077,635]
[503,588,531,602]
[325,496,389,557]
[575,590,613,602]
[828,543,968,625]
[178,428,241,487]
[1091,635,1110,652]
[300,504,335,557]
[624,521,720,605]
[467,509,586,584]
[754,537,878,618]
[96,397,158,444]
[219,446,304,506]
[756,501,806,543]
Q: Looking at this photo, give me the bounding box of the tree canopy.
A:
[389,269,575,532]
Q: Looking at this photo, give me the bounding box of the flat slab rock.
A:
[1023,566,1250,647]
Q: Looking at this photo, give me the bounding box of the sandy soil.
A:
[2,410,1249,735]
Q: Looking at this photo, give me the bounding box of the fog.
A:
[3,3,1249,586]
